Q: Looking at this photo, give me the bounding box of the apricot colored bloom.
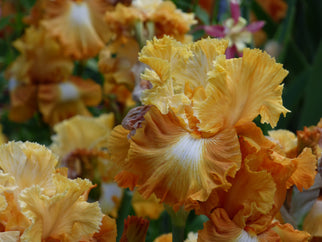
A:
[42,0,112,59]
[38,76,102,126]
[108,36,289,209]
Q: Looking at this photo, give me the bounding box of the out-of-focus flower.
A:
[50,113,117,181]
[23,0,46,26]
[303,197,322,239]
[50,114,123,216]
[132,190,164,220]
[42,0,113,59]
[255,0,288,22]
[98,36,139,110]
[251,0,288,47]
[5,26,77,124]
[105,0,196,42]
[108,36,290,210]
[6,26,74,84]
[38,76,102,126]
[204,2,265,58]
[99,182,123,217]
[120,216,149,242]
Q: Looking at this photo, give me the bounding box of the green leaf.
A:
[277,69,310,130]
[275,0,297,62]
[0,16,12,31]
[194,5,209,25]
[299,41,322,128]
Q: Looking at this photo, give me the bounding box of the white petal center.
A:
[59,82,80,102]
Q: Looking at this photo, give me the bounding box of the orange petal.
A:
[197,208,244,242]
[221,159,277,233]
[112,106,241,208]
[286,148,317,191]
[120,216,149,242]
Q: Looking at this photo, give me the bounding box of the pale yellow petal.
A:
[174,38,228,89]
[0,142,58,194]
[268,129,298,157]
[132,190,164,220]
[196,48,289,133]
[19,174,103,241]
[272,222,311,242]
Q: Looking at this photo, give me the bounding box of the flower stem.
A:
[116,188,133,242]
[165,205,189,242]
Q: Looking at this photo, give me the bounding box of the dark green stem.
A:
[116,189,133,242]
[165,205,189,242]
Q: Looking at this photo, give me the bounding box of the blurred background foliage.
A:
[0,0,321,241]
